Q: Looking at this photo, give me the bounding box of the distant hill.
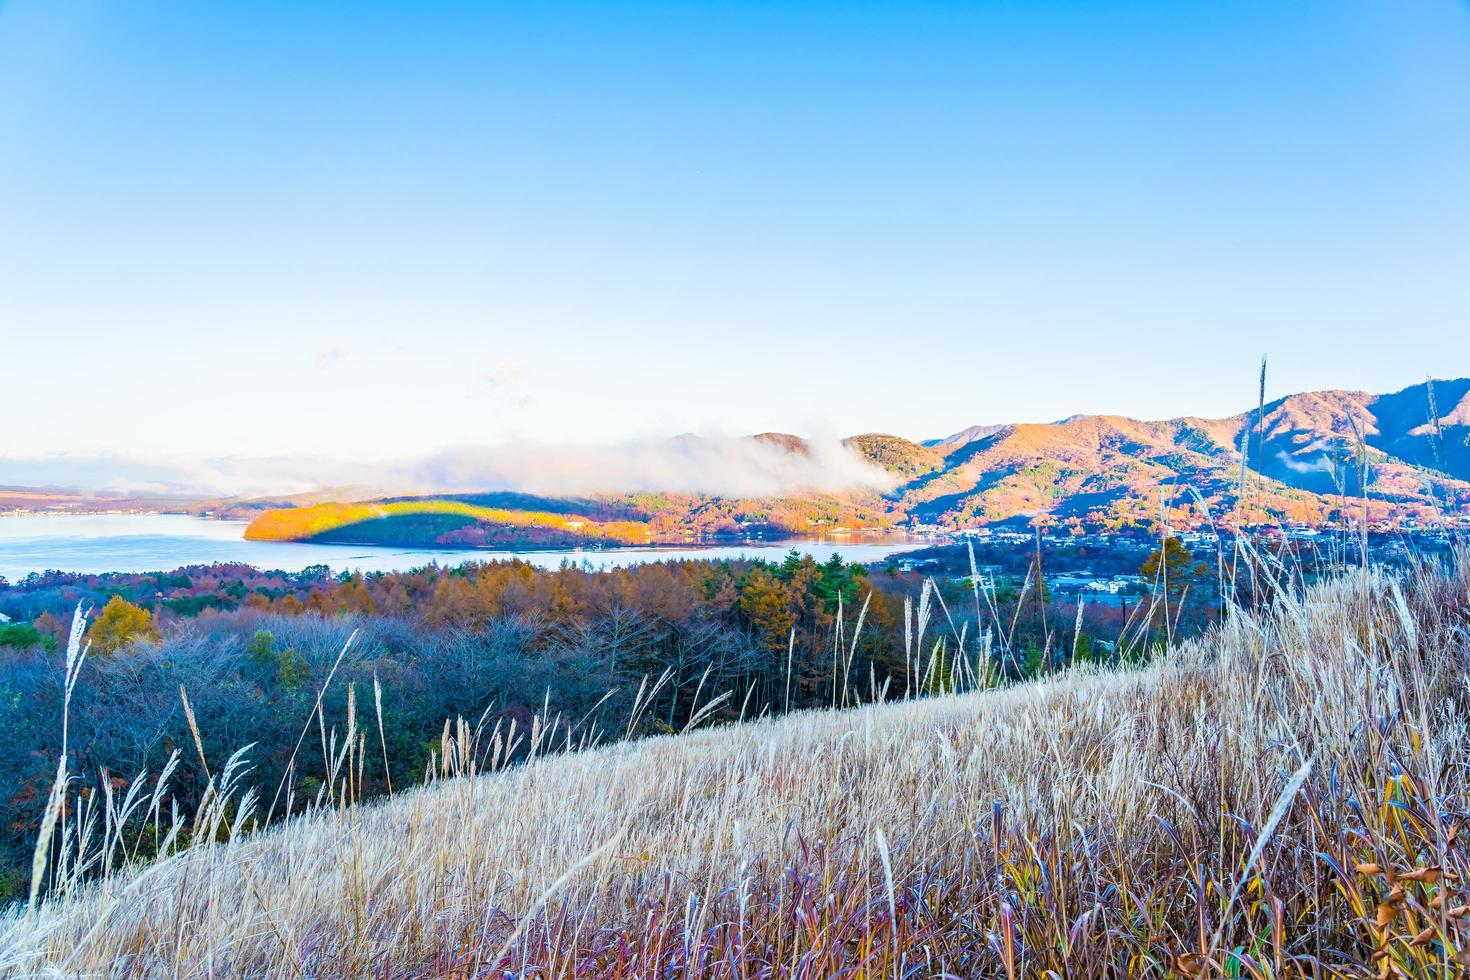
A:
[749,432,812,456]
[230,378,1470,546]
[896,414,1253,528]
[842,434,946,480]
[1252,380,1470,492]
[905,379,1470,529]
[923,423,1011,448]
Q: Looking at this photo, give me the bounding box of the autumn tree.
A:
[31,611,66,645]
[89,596,158,654]
[1140,536,1209,600]
[737,567,798,655]
[334,576,378,615]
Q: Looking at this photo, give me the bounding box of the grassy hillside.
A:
[244,499,655,546]
[5,557,1469,975]
[243,489,904,547]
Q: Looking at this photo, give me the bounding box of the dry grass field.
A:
[3,557,1469,977]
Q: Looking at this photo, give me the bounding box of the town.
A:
[894,520,1466,604]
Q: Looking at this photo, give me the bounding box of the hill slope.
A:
[908,378,1470,527]
[235,378,1470,543]
[7,560,1469,975]
[1252,379,1470,494]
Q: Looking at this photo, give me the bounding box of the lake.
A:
[0,513,927,580]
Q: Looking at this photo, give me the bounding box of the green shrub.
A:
[245,629,276,666]
[0,622,53,651]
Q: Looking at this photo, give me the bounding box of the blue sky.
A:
[2,1,1467,461]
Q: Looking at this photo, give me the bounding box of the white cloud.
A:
[483,359,526,388]
[408,435,895,497]
[0,434,897,500]
[312,346,350,370]
[1275,449,1335,475]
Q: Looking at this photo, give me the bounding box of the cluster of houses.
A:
[943,525,1213,553]
[920,518,1467,548]
[894,511,1469,598]
[1047,572,1147,595]
[890,556,1152,600]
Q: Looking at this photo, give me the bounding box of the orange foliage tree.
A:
[89,596,158,654]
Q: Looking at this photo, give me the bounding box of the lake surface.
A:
[0,513,926,580]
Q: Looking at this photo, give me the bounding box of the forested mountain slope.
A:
[240,379,1470,542]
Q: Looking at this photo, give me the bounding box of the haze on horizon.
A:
[2,1,1468,463]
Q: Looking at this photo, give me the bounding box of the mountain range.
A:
[234,379,1470,546]
[851,377,1470,530]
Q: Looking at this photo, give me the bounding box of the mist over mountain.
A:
[5,380,1467,536]
[0,434,896,501]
